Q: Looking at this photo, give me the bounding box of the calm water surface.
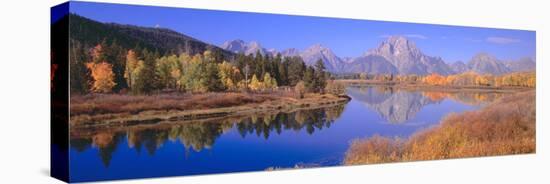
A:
[69,86,502,182]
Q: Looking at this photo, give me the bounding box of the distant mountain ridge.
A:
[221,37,534,75]
[467,53,510,75]
[450,61,468,74]
[343,55,398,74]
[221,40,272,56]
[69,14,233,57]
[69,13,533,75]
[299,44,346,72]
[363,36,454,75]
[222,40,347,73]
[504,57,536,72]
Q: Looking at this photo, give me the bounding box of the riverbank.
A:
[343,90,535,165]
[337,79,533,93]
[70,92,350,128]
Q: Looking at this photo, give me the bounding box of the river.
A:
[69,86,504,182]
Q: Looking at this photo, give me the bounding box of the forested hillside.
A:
[63,14,331,96]
[68,14,232,56]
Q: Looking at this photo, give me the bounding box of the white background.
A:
[0,0,548,183]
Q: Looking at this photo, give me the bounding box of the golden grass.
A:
[69,91,350,128]
[344,90,535,165]
[70,92,294,116]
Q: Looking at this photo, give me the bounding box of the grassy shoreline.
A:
[70,92,350,128]
[336,79,533,93]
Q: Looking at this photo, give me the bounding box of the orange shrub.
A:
[423,73,446,85]
[86,62,116,93]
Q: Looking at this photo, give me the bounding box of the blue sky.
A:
[69,1,535,63]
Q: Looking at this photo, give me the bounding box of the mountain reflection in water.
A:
[346,86,505,123]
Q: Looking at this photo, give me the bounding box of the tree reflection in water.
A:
[70,105,346,167]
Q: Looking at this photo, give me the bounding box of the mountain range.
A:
[69,14,534,75]
[220,40,272,56]
[222,36,535,75]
